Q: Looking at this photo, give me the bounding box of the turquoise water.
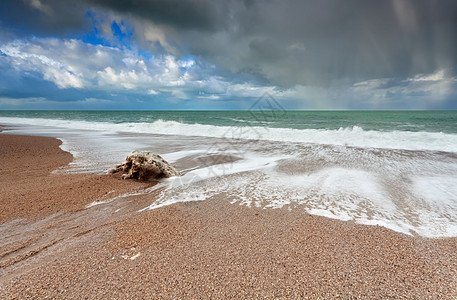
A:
[0,110,456,133]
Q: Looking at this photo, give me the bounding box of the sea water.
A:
[1,110,456,237]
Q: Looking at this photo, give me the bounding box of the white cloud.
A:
[0,38,196,92]
[197,94,221,100]
[26,0,52,15]
[0,39,85,89]
[226,83,277,97]
[97,67,148,89]
[347,69,457,108]
[78,97,114,104]
[0,96,47,106]
[133,20,178,54]
[288,42,306,51]
[408,69,446,82]
[43,67,84,89]
[179,58,195,69]
[0,36,286,104]
[0,96,115,110]
[352,78,389,89]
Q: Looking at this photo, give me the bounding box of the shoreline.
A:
[0,133,153,223]
[1,132,457,298]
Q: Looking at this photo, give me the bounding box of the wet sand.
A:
[1,133,457,298]
[0,134,152,223]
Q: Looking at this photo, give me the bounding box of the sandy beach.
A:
[0,134,153,223]
[1,133,457,298]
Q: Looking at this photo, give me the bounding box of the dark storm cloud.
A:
[85,0,233,31]
[1,0,456,109]
[3,0,457,88]
[0,0,89,36]
[83,0,457,88]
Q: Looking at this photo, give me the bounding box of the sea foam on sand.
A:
[3,120,457,238]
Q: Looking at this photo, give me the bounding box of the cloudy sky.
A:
[0,0,456,110]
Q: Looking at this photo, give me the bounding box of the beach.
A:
[2,0,457,296]
[1,132,457,298]
[0,134,153,223]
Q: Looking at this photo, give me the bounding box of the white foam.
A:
[2,117,457,153]
[161,150,205,163]
[144,193,208,211]
[412,176,457,208]
[141,162,457,237]
[409,176,457,237]
[141,153,288,210]
[3,116,457,238]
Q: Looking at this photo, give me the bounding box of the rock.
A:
[109,150,180,180]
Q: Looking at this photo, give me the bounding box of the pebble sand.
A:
[1,134,456,298]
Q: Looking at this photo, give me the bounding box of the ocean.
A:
[1,110,457,238]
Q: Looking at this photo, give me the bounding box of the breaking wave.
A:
[2,117,457,153]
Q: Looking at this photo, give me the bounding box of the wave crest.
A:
[1,117,457,153]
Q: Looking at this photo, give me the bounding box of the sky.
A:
[0,0,456,110]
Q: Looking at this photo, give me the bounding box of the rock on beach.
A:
[110,150,180,180]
